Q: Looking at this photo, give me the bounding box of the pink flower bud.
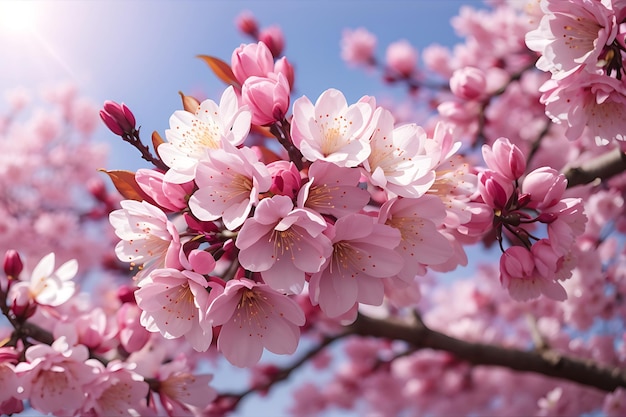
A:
[450,66,487,101]
[3,250,23,280]
[482,137,526,181]
[340,27,377,67]
[521,167,567,209]
[274,56,295,90]
[478,170,514,209]
[135,168,194,212]
[258,25,285,57]
[99,100,136,136]
[235,10,258,37]
[385,39,418,77]
[231,42,275,85]
[241,74,291,126]
[267,160,302,199]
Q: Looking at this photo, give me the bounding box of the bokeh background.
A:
[0,1,485,415]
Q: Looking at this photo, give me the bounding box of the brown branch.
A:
[347,313,626,393]
[564,148,626,188]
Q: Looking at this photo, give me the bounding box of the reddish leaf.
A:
[151,130,165,158]
[178,91,201,113]
[197,55,240,88]
[99,169,145,201]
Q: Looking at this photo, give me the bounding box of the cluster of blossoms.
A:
[478,137,586,301]
[527,0,626,146]
[105,39,493,368]
[3,2,626,416]
[0,249,217,415]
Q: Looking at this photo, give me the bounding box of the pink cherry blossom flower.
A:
[155,357,217,416]
[241,73,291,126]
[541,74,626,144]
[526,0,617,79]
[297,160,370,218]
[385,39,418,77]
[340,27,377,67]
[0,347,20,405]
[481,137,526,181]
[499,246,567,301]
[8,252,77,307]
[81,360,149,416]
[363,107,436,198]
[15,337,98,415]
[109,200,181,277]
[207,278,305,367]
[135,268,218,352]
[291,89,375,167]
[236,195,332,294]
[117,302,151,353]
[308,213,404,318]
[379,195,453,281]
[159,86,252,183]
[188,143,271,230]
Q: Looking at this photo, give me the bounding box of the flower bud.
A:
[235,10,258,37]
[450,66,487,101]
[3,250,23,280]
[241,74,291,126]
[274,56,295,90]
[100,100,136,136]
[385,39,418,77]
[267,160,302,199]
[521,167,567,209]
[231,42,275,85]
[478,170,514,209]
[258,25,285,57]
[482,137,526,181]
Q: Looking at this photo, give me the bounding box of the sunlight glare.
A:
[0,1,39,35]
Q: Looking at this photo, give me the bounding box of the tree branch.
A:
[564,147,626,188]
[347,313,626,393]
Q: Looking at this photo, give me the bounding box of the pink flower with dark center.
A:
[188,142,271,231]
[379,195,453,281]
[236,195,332,294]
[156,357,217,416]
[207,278,305,367]
[526,0,617,79]
[308,213,404,318]
[135,268,219,352]
[297,161,370,219]
[15,338,98,415]
[81,361,149,416]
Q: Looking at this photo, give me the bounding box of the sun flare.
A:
[0,1,39,35]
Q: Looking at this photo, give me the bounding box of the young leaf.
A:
[99,169,146,201]
[197,55,241,88]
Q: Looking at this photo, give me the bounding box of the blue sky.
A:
[0,0,471,170]
[0,1,480,415]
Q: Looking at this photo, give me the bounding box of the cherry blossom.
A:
[159,86,252,183]
[291,89,375,167]
[188,142,271,230]
[207,278,305,367]
[236,195,332,294]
